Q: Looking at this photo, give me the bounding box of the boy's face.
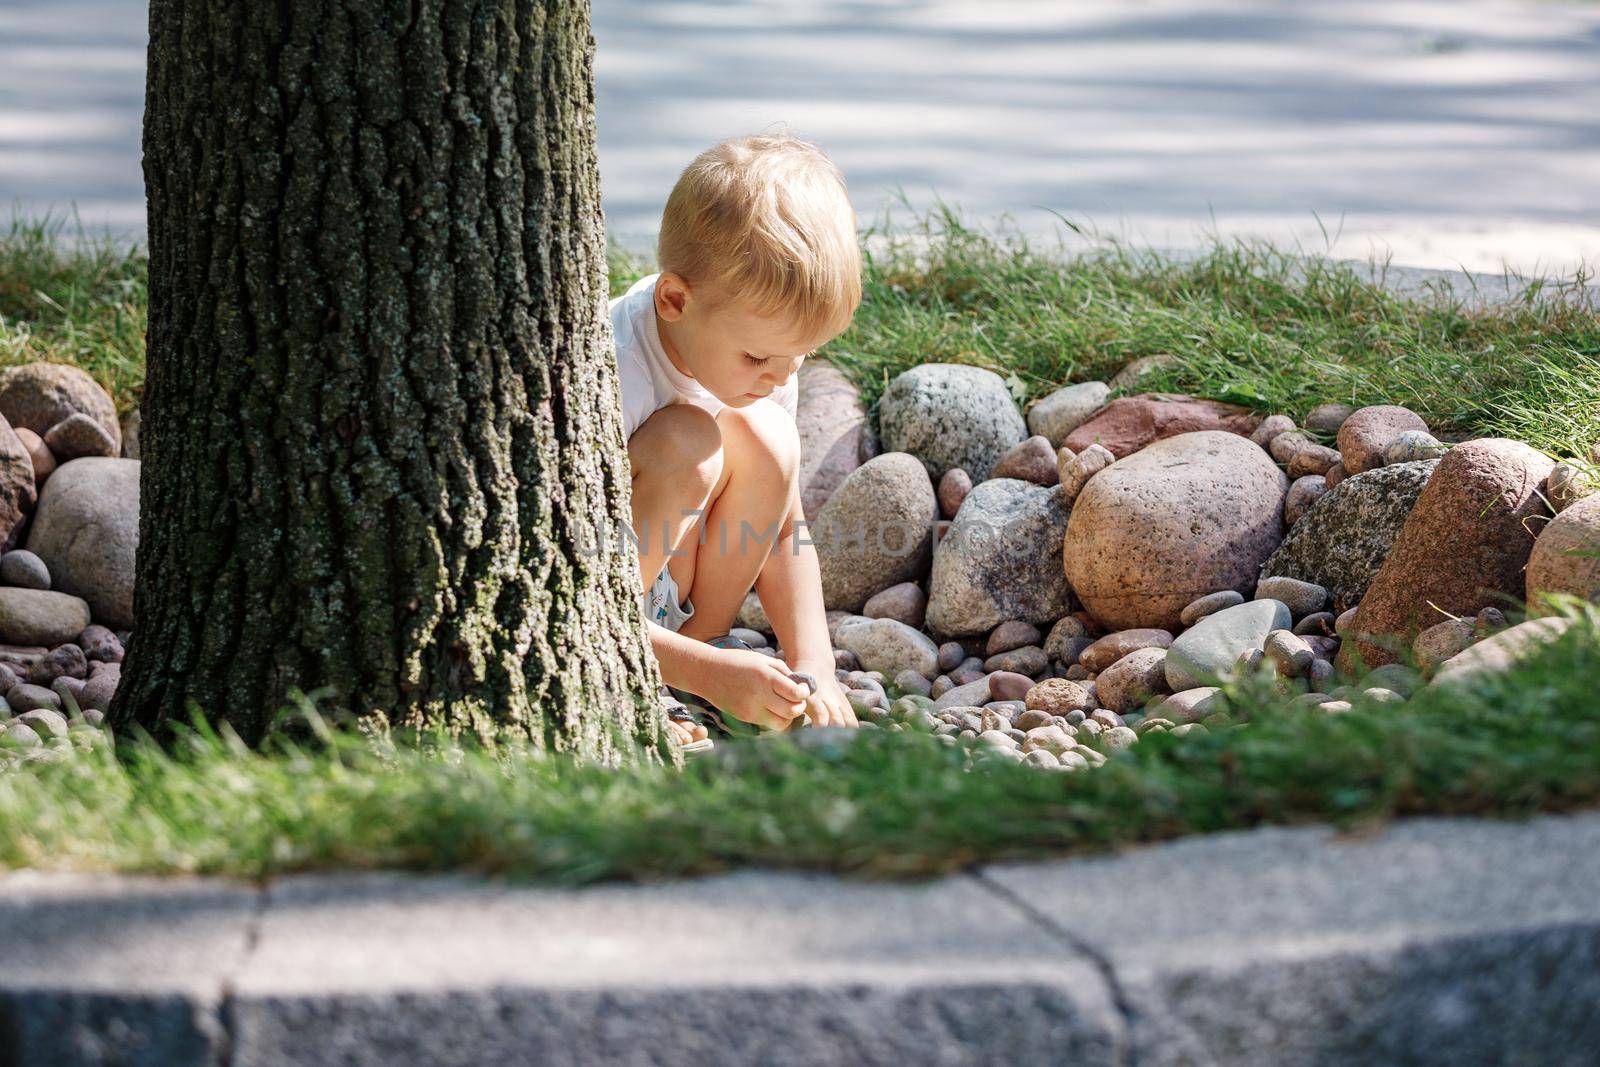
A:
[653,272,840,406]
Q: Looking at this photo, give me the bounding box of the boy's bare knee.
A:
[718,398,801,484]
[631,404,724,494]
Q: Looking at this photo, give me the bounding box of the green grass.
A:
[2,207,1598,882]
[6,605,1600,882]
[616,204,1599,458]
[0,212,146,415]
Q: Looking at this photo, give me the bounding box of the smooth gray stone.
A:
[983,812,1600,1067]
[1165,598,1291,691]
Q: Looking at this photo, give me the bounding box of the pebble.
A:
[1293,612,1337,637]
[1413,618,1478,673]
[0,722,41,748]
[1268,431,1317,464]
[930,675,954,699]
[1094,646,1169,714]
[0,550,50,591]
[1383,430,1447,466]
[977,729,1018,750]
[952,660,987,687]
[1337,405,1428,474]
[1103,725,1139,751]
[1364,687,1406,705]
[730,627,769,648]
[1064,664,1090,680]
[1318,700,1354,714]
[1021,725,1076,755]
[1324,462,1349,489]
[1307,659,1336,691]
[1547,463,1598,513]
[846,687,888,712]
[894,670,933,697]
[26,644,87,686]
[936,641,966,673]
[1476,606,1509,635]
[1057,750,1090,770]
[990,435,1060,487]
[1284,475,1327,527]
[1255,576,1328,616]
[979,707,1011,733]
[1179,591,1245,627]
[1263,630,1314,677]
[15,707,68,739]
[1302,634,1339,660]
[986,621,1043,658]
[937,467,973,519]
[1249,414,1297,448]
[985,645,1049,676]
[1163,688,1223,721]
[1023,678,1095,714]
[862,583,928,629]
[1360,663,1422,699]
[1334,606,1360,637]
[43,412,118,460]
[986,671,1034,702]
[1135,717,1176,735]
[1015,708,1054,731]
[1079,628,1174,673]
[7,683,61,713]
[14,427,54,484]
[1004,727,1027,744]
[1304,403,1356,434]
[1287,445,1342,478]
[1170,723,1209,738]
[1089,709,1122,730]
[1021,748,1061,769]
[1064,709,1087,725]
[1057,442,1115,504]
[834,648,860,672]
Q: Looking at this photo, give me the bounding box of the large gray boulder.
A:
[926,478,1074,637]
[812,452,936,613]
[1165,598,1292,691]
[25,457,140,629]
[1260,460,1437,613]
[878,364,1026,481]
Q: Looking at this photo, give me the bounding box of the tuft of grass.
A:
[5,607,1600,883]
[0,211,146,414]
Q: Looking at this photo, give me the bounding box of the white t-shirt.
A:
[610,273,799,440]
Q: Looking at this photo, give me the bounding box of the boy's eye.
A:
[743,353,770,366]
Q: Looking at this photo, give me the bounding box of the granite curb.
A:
[4,812,1600,1065]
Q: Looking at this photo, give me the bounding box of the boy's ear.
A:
[655,272,691,321]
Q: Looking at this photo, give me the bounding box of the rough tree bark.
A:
[113,0,662,758]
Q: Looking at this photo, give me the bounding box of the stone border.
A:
[5,811,1600,1065]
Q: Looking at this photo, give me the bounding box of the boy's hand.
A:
[701,648,809,730]
[790,662,859,728]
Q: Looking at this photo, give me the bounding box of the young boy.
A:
[611,133,861,749]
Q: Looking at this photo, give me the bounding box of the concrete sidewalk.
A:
[4,811,1600,1065]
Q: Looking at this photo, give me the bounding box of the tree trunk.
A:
[114,0,661,758]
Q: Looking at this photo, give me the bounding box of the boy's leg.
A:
[627,404,724,600]
[628,405,724,747]
[678,399,801,643]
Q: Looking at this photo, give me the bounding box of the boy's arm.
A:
[753,483,859,728]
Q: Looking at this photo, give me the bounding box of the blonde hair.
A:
[658,133,862,341]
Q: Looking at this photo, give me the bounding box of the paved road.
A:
[3,0,1597,274]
